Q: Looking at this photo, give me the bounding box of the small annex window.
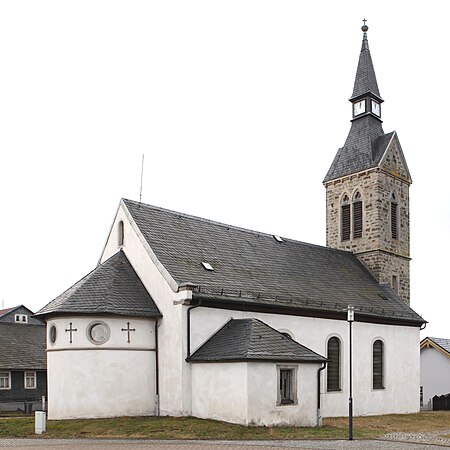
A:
[0,372,11,389]
[15,314,28,323]
[24,372,37,389]
[352,191,363,238]
[118,220,125,247]
[277,366,297,405]
[341,195,350,241]
[373,340,384,389]
[327,337,341,391]
[390,192,399,240]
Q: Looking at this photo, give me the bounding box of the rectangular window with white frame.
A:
[24,371,37,389]
[277,365,298,405]
[15,314,28,323]
[0,372,11,389]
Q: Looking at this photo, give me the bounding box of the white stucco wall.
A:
[191,362,320,427]
[247,362,320,426]
[191,363,248,424]
[47,316,157,419]
[421,347,450,406]
[190,307,420,418]
[100,202,191,417]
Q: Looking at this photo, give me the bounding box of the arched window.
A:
[118,221,124,247]
[280,332,293,339]
[352,191,363,238]
[390,192,399,240]
[373,340,384,389]
[341,195,350,241]
[327,337,341,391]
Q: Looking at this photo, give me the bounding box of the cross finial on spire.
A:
[362,18,368,33]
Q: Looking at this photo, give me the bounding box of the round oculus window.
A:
[87,321,110,345]
[49,325,57,344]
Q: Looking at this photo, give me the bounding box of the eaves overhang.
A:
[190,293,426,328]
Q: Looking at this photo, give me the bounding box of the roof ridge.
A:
[122,198,351,256]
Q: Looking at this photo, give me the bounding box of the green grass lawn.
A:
[0,411,449,440]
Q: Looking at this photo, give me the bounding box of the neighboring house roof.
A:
[123,199,424,326]
[0,307,16,318]
[0,305,44,325]
[35,250,161,318]
[0,323,46,370]
[420,337,450,358]
[188,318,327,363]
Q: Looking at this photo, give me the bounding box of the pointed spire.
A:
[350,21,382,102]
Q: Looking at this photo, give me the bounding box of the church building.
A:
[36,25,425,427]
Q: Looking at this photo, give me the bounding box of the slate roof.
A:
[188,318,327,363]
[423,337,450,356]
[123,199,424,326]
[36,250,161,318]
[0,323,46,370]
[350,31,382,101]
[324,30,393,183]
[0,307,15,318]
[324,120,394,182]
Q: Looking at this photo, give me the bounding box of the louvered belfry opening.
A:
[373,340,384,389]
[341,201,351,241]
[391,201,398,239]
[353,200,363,238]
[327,337,341,391]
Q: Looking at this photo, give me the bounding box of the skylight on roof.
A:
[274,235,284,243]
[201,262,214,271]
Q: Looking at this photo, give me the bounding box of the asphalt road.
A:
[1,439,449,450]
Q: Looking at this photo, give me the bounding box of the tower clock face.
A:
[371,100,380,116]
[353,100,366,116]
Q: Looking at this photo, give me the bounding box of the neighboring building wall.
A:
[190,306,420,417]
[0,306,44,325]
[46,316,157,420]
[0,371,46,402]
[420,347,450,407]
[325,163,411,303]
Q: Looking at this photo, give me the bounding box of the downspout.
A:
[186,300,202,359]
[317,362,327,427]
[420,322,427,331]
[155,319,160,416]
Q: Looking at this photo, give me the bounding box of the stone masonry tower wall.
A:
[323,25,412,304]
[325,160,411,303]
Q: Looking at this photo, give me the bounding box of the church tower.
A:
[324,23,412,304]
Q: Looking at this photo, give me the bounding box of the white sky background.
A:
[0,1,448,339]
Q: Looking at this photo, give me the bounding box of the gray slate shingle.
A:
[428,337,450,355]
[350,32,381,101]
[324,32,393,183]
[124,199,424,325]
[188,318,326,363]
[36,250,161,318]
[0,324,46,370]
